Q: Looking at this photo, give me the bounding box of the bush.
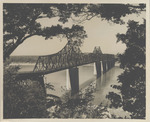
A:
[106,20,146,119]
[47,84,112,118]
[3,61,48,118]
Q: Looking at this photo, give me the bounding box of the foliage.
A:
[3,3,146,119]
[106,20,146,119]
[3,61,50,118]
[47,83,130,119]
[3,4,145,60]
[73,4,145,24]
[4,62,130,119]
[47,84,112,118]
[3,4,87,60]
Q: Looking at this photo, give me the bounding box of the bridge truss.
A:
[33,41,115,75]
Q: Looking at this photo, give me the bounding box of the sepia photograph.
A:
[0,0,149,121]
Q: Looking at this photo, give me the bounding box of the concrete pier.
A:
[95,61,101,78]
[69,67,79,96]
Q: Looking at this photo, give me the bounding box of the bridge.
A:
[17,41,115,95]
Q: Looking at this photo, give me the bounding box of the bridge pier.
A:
[109,60,115,69]
[69,67,79,96]
[113,60,115,67]
[95,61,102,78]
[105,60,115,72]
[66,69,70,90]
[110,60,114,68]
[102,61,107,73]
[107,61,111,70]
[110,61,112,68]
[94,62,97,75]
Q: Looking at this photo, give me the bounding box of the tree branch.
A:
[4,34,37,60]
[20,34,36,44]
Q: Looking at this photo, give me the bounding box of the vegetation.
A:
[47,83,128,119]
[4,61,49,118]
[3,4,145,60]
[3,4,87,60]
[3,3,146,119]
[106,20,146,119]
[3,63,113,119]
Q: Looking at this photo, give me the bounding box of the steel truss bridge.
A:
[18,41,115,77]
[16,41,116,96]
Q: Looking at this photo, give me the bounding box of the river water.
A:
[16,62,130,118]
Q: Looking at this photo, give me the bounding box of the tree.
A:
[3,3,146,118]
[3,4,87,60]
[4,61,50,118]
[106,20,146,119]
[48,83,114,118]
[3,4,145,60]
[72,4,145,24]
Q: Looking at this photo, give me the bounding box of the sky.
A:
[11,11,145,56]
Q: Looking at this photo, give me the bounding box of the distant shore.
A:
[10,62,120,66]
[10,62,36,66]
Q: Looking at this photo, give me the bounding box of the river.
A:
[14,62,130,118]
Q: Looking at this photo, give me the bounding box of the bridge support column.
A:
[108,60,115,69]
[110,61,113,68]
[66,69,70,90]
[113,60,115,67]
[69,67,79,96]
[102,61,107,73]
[111,60,114,68]
[107,61,111,70]
[95,61,101,78]
[94,62,97,75]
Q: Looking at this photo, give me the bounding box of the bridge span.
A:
[16,42,116,95]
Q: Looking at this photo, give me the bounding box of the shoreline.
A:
[10,62,36,66]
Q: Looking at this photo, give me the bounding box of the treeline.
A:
[9,56,39,63]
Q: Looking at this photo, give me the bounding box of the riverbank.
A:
[8,62,130,118]
[10,62,35,66]
[47,68,131,119]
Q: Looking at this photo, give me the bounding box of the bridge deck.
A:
[16,43,115,77]
[17,54,115,77]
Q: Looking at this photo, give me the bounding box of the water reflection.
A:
[93,66,123,106]
[92,67,131,118]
